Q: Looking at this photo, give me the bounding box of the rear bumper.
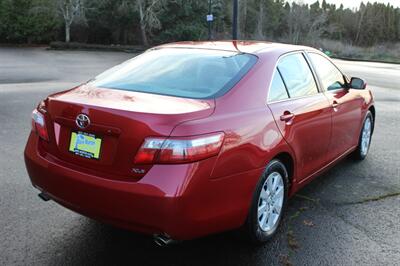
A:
[24,133,261,240]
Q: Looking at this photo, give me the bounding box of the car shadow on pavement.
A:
[45,155,395,266]
[45,215,292,266]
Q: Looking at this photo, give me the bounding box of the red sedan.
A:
[25,41,375,244]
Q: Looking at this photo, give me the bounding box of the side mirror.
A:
[350,77,367,90]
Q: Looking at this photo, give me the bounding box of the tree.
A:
[136,0,166,46]
[155,0,208,42]
[0,0,58,43]
[355,2,366,44]
[286,3,311,44]
[85,0,136,44]
[57,0,85,42]
[255,0,266,38]
[239,0,248,38]
[307,12,327,45]
[1,0,400,47]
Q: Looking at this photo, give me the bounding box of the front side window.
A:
[268,70,289,102]
[90,48,257,99]
[308,53,346,91]
[278,53,318,98]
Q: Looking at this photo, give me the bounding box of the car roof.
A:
[154,40,314,55]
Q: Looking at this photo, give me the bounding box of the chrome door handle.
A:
[280,112,295,122]
[332,101,340,108]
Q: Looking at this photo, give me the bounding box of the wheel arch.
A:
[369,105,376,133]
[273,152,294,185]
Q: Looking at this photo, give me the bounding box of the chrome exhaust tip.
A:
[153,234,178,247]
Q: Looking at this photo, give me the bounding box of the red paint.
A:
[24,41,375,240]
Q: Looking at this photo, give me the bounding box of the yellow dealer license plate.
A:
[69,131,102,159]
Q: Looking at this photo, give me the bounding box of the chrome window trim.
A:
[305,51,349,93]
[267,91,326,104]
[266,50,324,104]
[267,68,290,103]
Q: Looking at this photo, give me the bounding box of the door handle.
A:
[280,111,295,122]
[332,100,340,109]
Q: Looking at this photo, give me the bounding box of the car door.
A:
[307,52,364,161]
[267,52,332,182]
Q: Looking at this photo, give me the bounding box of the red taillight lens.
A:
[134,132,225,164]
[32,109,49,141]
[134,138,165,164]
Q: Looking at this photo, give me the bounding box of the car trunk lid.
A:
[41,85,215,180]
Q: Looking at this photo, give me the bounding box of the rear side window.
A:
[268,70,289,102]
[278,53,318,98]
[90,48,257,99]
[308,53,346,91]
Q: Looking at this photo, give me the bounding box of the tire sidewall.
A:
[247,159,289,243]
[356,111,374,160]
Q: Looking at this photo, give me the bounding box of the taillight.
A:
[134,132,225,164]
[31,109,49,141]
[37,100,47,113]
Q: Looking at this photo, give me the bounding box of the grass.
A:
[49,39,400,64]
[319,39,400,64]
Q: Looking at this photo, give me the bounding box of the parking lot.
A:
[0,47,399,265]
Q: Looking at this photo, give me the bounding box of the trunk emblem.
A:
[76,114,90,129]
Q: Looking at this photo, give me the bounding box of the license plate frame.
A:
[69,131,102,160]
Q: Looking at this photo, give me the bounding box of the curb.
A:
[48,42,147,53]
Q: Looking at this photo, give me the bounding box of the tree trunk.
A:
[140,24,148,46]
[355,8,365,45]
[138,0,149,46]
[65,23,71,43]
[237,0,240,39]
[241,0,247,38]
[256,1,265,39]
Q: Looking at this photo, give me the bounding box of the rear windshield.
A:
[90,48,257,99]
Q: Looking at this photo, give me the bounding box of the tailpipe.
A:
[153,233,179,247]
[38,192,51,202]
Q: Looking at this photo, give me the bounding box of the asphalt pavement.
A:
[0,47,399,266]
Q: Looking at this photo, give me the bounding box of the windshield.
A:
[90,48,257,99]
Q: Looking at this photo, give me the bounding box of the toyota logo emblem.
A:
[76,114,90,129]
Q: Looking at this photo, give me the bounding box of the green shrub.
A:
[0,0,59,43]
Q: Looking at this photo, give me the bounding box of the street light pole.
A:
[232,0,238,40]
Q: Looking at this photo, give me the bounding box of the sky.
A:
[290,0,400,9]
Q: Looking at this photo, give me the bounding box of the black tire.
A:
[353,111,374,161]
[242,159,289,244]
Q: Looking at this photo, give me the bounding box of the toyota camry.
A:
[24,41,375,245]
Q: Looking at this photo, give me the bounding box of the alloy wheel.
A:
[361,117,372,156]
[257,172,284,233]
